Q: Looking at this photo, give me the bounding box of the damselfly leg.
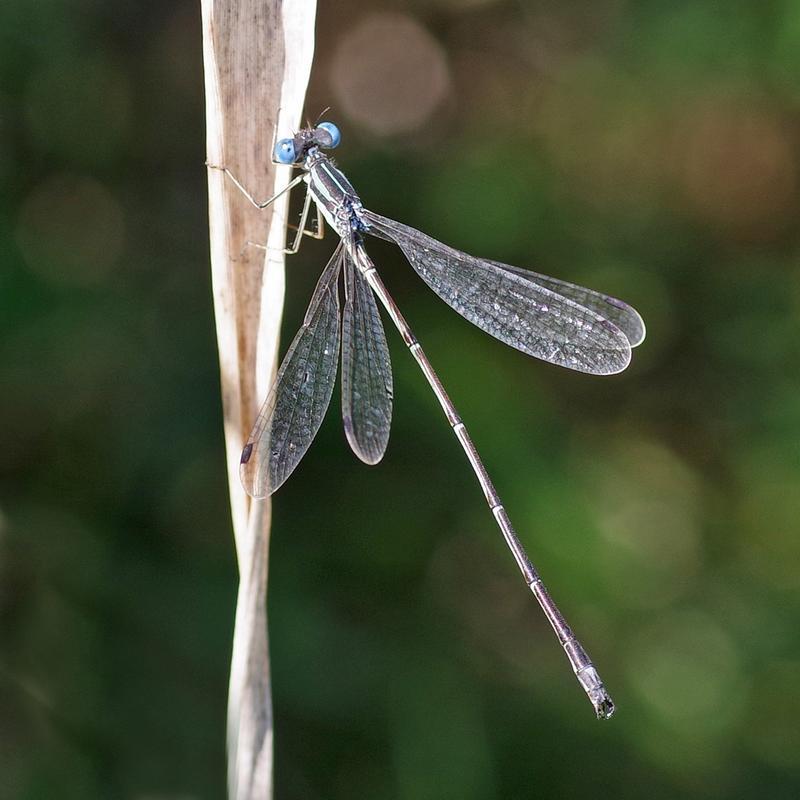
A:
[207,163,305,210]
[286,191,324,254]
[207,164,322,254]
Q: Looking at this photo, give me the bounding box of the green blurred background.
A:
[2,0,800,797]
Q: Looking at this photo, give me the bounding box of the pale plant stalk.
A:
[200,1,316,797]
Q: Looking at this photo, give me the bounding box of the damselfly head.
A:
[273,122,342,165]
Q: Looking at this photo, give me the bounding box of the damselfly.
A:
[211,121,645,719]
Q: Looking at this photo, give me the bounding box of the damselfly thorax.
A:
[304,151,366,234]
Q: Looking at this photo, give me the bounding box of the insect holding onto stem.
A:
[208,120,645,719]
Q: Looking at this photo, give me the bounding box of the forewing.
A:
[341,252,393,464]
[364,210,633,375]
[491,261,645,348]
[240,244,344,498]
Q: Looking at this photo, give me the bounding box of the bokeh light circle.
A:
[329,13,452,136]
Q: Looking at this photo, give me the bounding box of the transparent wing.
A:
[364,210,635,375]
[489,261,646,348]
[341,252,393,464]
[240,244,343,498]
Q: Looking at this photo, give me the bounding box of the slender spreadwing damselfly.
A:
[210,121,645,719]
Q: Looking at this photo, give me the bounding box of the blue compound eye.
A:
[274,138,296,164]
[316,121,341,149]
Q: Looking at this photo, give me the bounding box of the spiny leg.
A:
[310,201,325,240]
[285,188,314,254]
[206,162,305,209]
[284,195,326,255]
[208,163,321,254]
[238,190,324,257]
